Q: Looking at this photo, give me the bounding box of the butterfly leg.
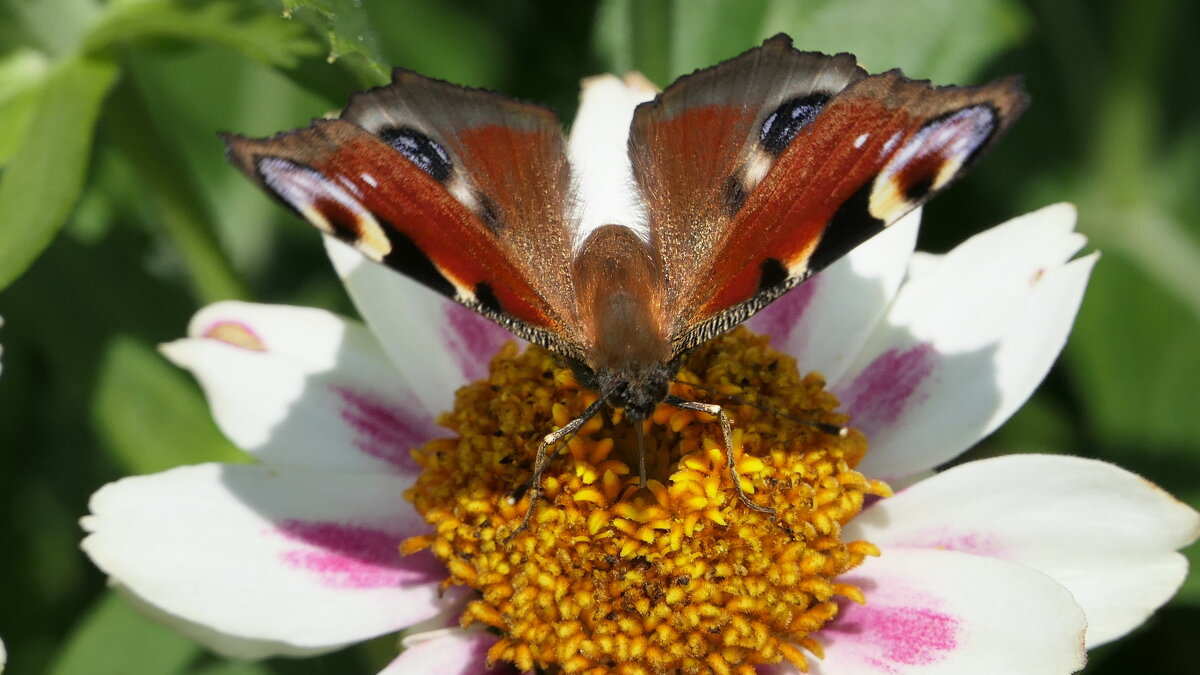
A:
[665,396,777,518]
[508,394,611,539]
[675,381,848,437]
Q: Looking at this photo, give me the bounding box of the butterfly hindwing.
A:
[223,71,588,361]
[629,35,1027,355]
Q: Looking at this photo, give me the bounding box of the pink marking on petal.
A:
[824,595,960,672]
[275,519,443,589]
[443,302,516,382]
[897,529,1006,558]
[335,386,439,474]
[202,320,266,351]
[836,344,937,437]
[746,276,820,346]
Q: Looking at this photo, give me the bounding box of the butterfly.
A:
[223,34,1026,532]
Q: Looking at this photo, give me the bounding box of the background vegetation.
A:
[0,0,1197,673]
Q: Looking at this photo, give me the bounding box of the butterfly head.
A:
[568,357,676,422]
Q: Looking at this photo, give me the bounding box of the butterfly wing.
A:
[629,35,1027,355]
[223,70,587,361]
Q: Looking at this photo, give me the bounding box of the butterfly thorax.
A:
[572,225,675,420]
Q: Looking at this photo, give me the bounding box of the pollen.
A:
[405,327,890,674]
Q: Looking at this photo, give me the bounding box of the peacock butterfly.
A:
[223,34,1027,532]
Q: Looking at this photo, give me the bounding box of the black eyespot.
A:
[378,126,452,182]
[759,92,831,155]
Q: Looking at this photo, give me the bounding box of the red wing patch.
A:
[224,120,582,357]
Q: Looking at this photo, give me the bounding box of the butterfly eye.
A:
[759,92,832,154]
[378,126,453,181]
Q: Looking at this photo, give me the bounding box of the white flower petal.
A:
[82,463,450,656]
[384,628,518,675]
[0,635,5,673]
[568,73,657,243]
[325,237,516,413]
[811,548,1086,675]
[115,586,332,659]
[848,454,1200,647]
[905,250,941,281]
[748,209,919,384]
[161,301,440,475]
[833,204,1096,479]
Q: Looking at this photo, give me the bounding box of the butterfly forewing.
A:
[628,38,866,297]
[628,36,1027,356]
[223,71,589,361]
[341,70,577,295]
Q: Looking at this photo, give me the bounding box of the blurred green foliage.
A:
[0,0,1197,673]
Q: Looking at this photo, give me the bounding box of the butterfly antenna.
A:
[664,395,777,519]
[507,391,613,541]
[675,381,848,437]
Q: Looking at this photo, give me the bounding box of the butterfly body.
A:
[569,223,675,419]
[224,35,1026,525]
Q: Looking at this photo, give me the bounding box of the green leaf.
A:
[598,0,767,79]
[48,590,200,675]
[594,0,636,75]
[669,0,769,77]
[281,0,390,85]
[1067,250,1200,459]
[3,0,103,56]
[187,663,273,675]
[594,0,1028,84]
[85,1,321,69]
[104,70,249,303]
[985,392,1080,457]
[762,0,1030,82]
[594,0,676,84]
[361,0,508,87]
[92,337,245,475]
[0,47,50,166]
[1178,498,1200,606]
[0,54,117,291]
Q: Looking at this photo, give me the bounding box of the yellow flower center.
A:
[403,327,890,674]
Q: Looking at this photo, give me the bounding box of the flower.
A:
[81,76,1198,674]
